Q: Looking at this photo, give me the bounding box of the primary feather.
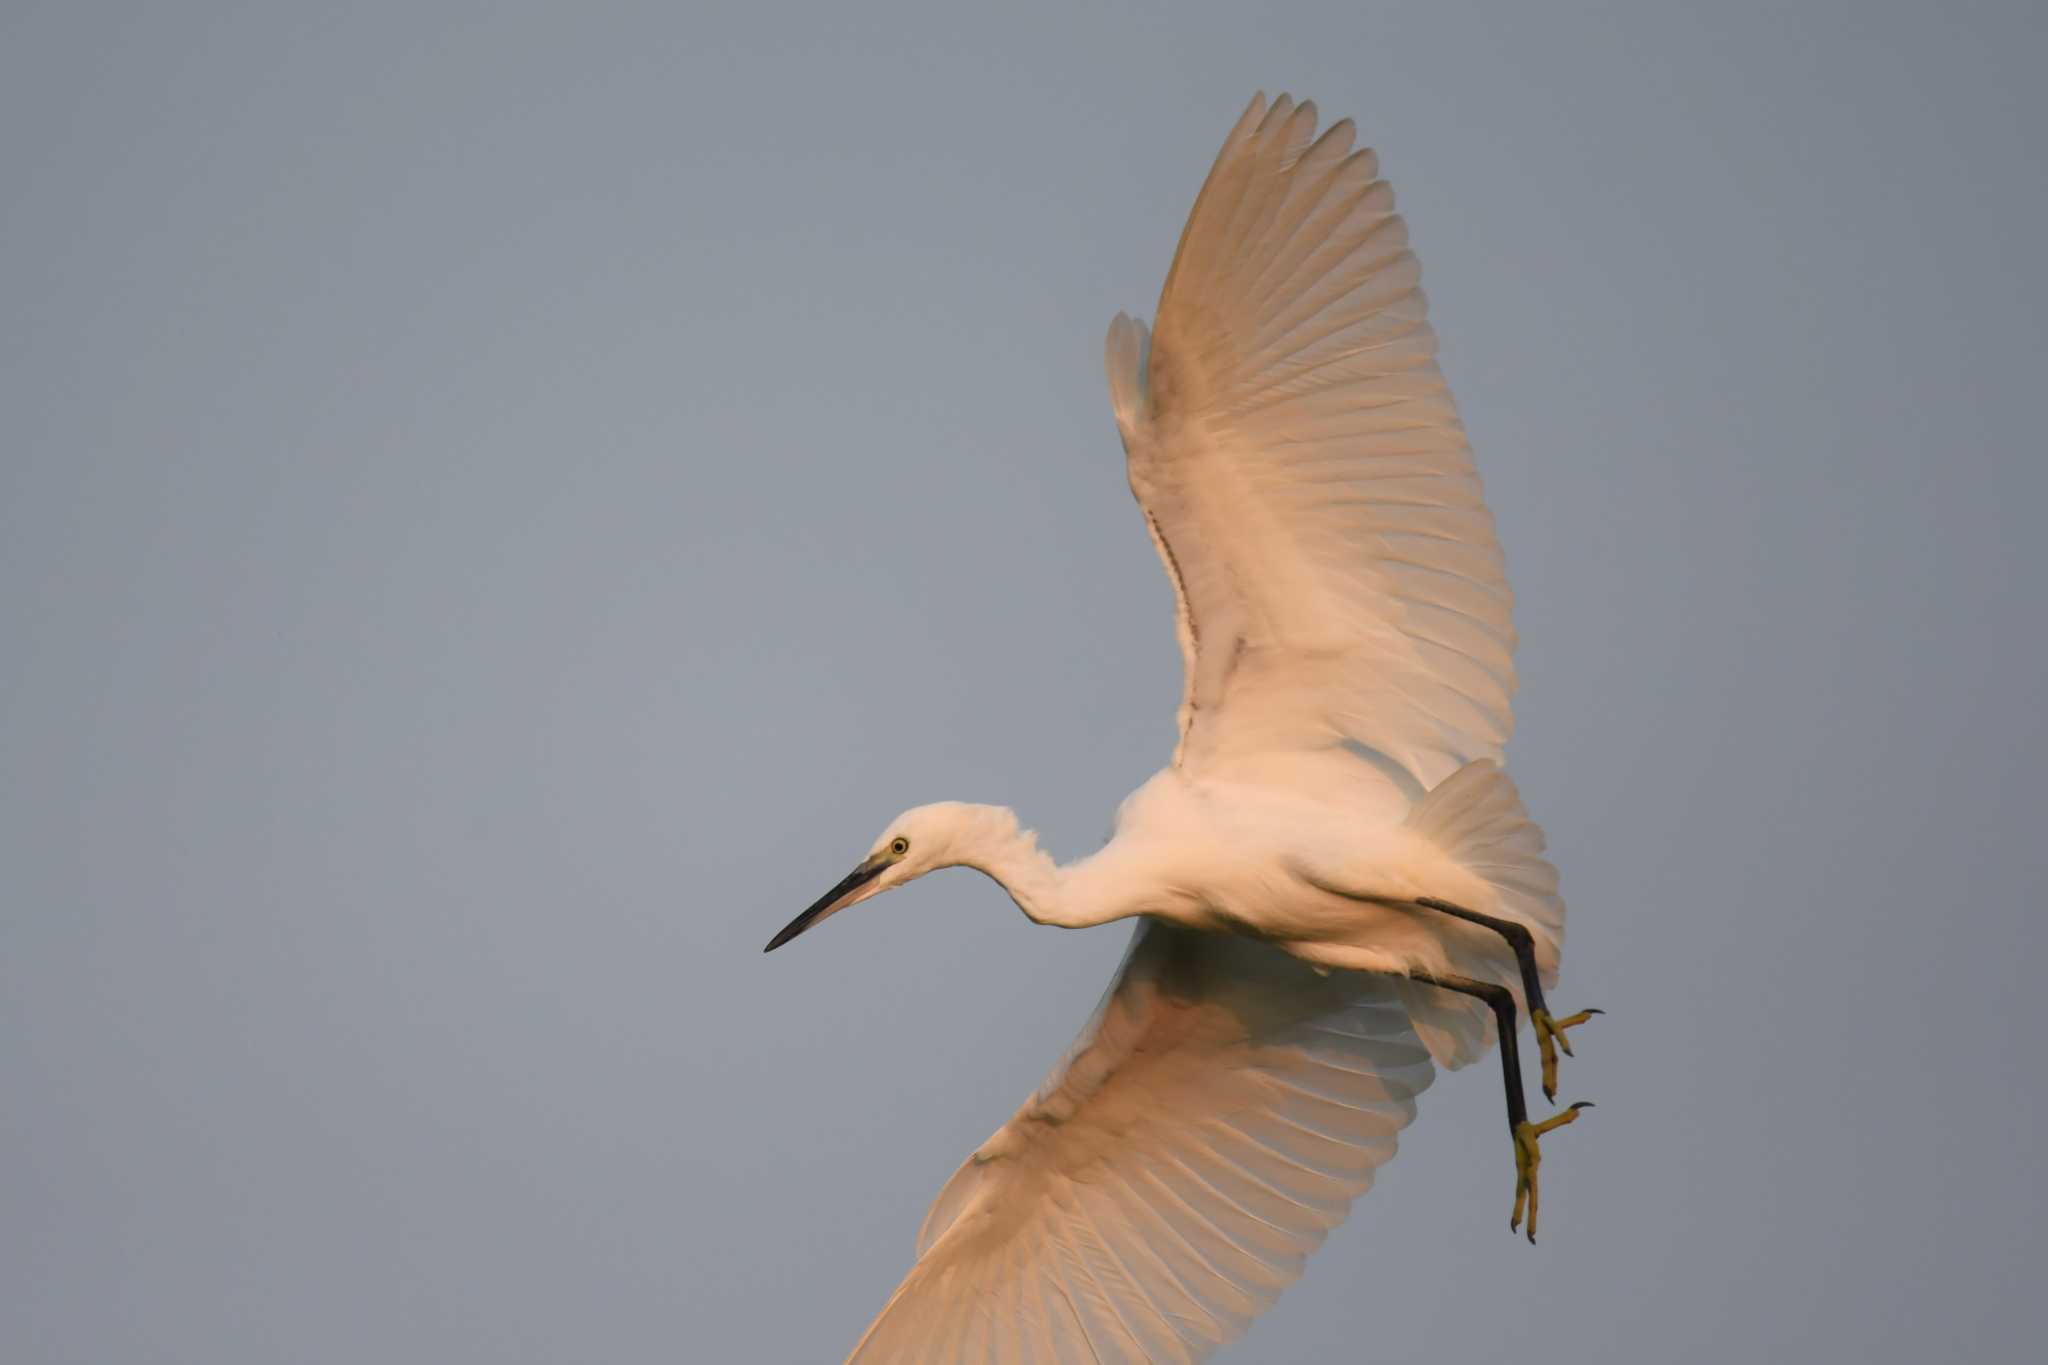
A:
[848,924,1433,1363]
[1108,92,1515,789]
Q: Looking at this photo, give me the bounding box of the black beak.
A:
[764,859,885,952]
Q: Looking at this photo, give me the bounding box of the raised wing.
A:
[846,922,1435,1363]
[1107,94,1516,789]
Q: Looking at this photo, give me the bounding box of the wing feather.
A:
[1106,93,1516,787]
[845,923,1434,1362]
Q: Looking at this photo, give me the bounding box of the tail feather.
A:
[1399,759,1567,1068]
[1405,759,1564,981]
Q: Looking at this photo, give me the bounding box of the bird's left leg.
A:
[1413,897,1600,1102]
[1408,970,1592,1243]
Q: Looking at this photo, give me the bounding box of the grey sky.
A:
[4,2,2043,1361]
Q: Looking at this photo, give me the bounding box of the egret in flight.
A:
[765,92,1599,1362]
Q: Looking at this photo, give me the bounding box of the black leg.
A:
[1411,971,1528,1132]
[1409,969,1590,1243]
[1413,897,1601,1102]
[1415,899,1549,1019]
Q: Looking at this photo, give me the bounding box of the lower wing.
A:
[847,922,1436,1363]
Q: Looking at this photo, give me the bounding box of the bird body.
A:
[764,92,1595,1362]
[861,755,1556,1021]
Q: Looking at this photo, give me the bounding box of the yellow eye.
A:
[890,837,909,857]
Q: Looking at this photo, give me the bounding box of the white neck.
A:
[946,807,1125,930]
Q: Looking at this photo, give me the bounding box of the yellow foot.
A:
[1531,1007,1603,1103]
[1511,1102,1592,1243]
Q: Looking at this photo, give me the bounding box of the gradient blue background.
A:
[6,2,2044,1360]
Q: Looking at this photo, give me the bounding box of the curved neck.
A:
[951,811,1121,930]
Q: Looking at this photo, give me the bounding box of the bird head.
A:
[764,803,1008,952]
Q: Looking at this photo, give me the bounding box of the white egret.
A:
[766,92,1598,1362]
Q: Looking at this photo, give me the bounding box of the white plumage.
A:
[766,92,1591,1363]
[1110,94,1513,791]
[848,928,1433,1363]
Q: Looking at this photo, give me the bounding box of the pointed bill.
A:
[765,856,886,952]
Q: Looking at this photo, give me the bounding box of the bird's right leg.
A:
[1409,970,1591,1243]
[1413,897,1601,1102]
